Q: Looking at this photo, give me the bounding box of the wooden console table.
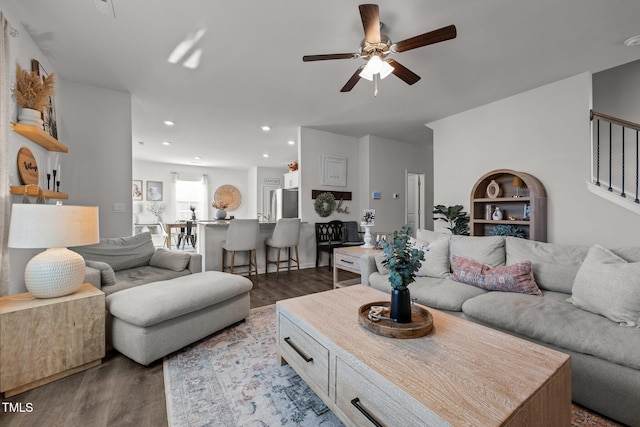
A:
[333,246,381,288]
[277,285,571,426]
[0,283,105,397]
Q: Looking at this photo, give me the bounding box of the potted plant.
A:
[13,64,55,128]
[380,225,424,323]
[433,204,470,235]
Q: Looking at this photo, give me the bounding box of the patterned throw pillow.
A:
[451,255,542,295]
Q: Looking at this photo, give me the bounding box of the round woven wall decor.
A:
[214,185,242,211]
[314,192,336,217]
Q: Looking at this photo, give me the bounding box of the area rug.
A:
[164,305,622,427]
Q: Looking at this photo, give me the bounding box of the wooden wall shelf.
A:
[470,169,547,241]
[11,122,68,153]
[10,185,68,200]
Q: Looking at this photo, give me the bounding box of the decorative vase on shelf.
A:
[492,206,503,220]
[215,209,227,220]
[18,107,44,128]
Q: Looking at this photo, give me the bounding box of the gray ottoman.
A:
[105,271,253,365]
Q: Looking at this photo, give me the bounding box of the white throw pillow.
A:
[415,238,450,278]
[568,245,640,327]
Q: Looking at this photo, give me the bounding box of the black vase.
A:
[390,288,412,323]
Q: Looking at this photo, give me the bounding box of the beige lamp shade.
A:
[8,204,100,298]
[511,176,524,188]
[8,204,99,249]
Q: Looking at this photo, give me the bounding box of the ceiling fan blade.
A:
[340,65,366,92]
[387,59,421,85]
[359,4,381,44]
[303,53,358,62]
[393,25,457,53]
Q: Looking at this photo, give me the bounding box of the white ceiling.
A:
[10,0,640,169]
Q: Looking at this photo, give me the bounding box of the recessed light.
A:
[194,156,201,160]
[624,35,640,47]
[162,141,171,146]
[163,120,175,126]
[287,140,295,145]
[261,125,271,132]
[263,153,269,158]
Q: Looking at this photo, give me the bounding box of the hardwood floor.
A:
[0,267,351,427]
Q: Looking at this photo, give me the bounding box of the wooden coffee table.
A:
[276,285,570,426]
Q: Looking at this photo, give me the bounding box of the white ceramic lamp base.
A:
[24,248,85,298]
[361,225,374,248]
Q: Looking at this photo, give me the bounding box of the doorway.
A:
[406,171,426,233]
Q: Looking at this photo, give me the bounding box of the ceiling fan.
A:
[303,4,457,95]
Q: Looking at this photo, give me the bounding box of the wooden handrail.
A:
[591,110,640,131]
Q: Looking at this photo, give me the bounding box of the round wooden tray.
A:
[358,301,433,339]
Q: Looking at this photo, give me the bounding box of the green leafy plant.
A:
[433,204,470,235]
[380,225,425,290]
[490,224,526,238]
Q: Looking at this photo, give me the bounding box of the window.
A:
[175,179,206,221]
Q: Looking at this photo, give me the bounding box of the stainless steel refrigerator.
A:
[270,189,298,220]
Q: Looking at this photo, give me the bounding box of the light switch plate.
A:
[113,202,125,213]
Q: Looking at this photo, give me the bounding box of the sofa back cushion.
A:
[505,237,588,293]
[149,248,191,272]
[73,232,155,272]
[450,235,505,267]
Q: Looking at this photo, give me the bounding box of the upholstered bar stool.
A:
[265,218,301,278]
[221,219,259,281]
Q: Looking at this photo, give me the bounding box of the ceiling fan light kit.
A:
[303,4,457,95]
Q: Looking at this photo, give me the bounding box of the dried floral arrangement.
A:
[212,201,228,209]
[13,64,55,112]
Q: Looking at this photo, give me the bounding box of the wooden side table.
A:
[333,246,381,288]
[0,283,105,397]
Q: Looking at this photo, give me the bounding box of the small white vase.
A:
[18,107,44,128]
[492,207,503,220]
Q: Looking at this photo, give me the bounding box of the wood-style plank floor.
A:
[0,267,352,427]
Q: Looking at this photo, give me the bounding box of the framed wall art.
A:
[147,181,163,201]
[31,59,57,139]
[132,180,143,200]
[321,155,347,187]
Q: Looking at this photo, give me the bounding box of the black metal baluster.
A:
[608,122,613,192]
[621,126,626,198]
[596,119,601,186]
[636,130,639,204]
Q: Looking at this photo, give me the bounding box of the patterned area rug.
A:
[164,305,622,427]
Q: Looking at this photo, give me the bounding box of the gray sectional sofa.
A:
[360,232,640,427]
[74,232,202,295]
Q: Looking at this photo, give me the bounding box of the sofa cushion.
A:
[368,272,486,312]
[101,266,191,295]
[84,260,116,286]
[505,237,588,293]
[568,245,640,327]
[374,253,389,275]
[450,235,505,267]
[106,271,253,327]
[451,255,541,295]
[415,238,450,279]
[149,248,191,272]
[73,232,155,272]
[462,291,640,370]
[416,229,449,243]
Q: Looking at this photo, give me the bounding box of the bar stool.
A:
[221,219,259,281]
[265,218,301,278]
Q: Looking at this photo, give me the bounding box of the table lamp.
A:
[8,204,99,298]
[511,176,524,198]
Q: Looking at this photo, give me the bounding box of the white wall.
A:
[359,135,432,234]
[299,127,361,223]
[60,79,132,238]
[429,72,640,247]
[593,59,640,123]
[133,160,250,224]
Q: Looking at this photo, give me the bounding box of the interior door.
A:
[406,172,425,233]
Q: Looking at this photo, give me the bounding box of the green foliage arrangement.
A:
[433,204,470,235]
[490,224,526,238]
[13,64,55,112]
[380,225,425,291]
[314,192,336,217]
